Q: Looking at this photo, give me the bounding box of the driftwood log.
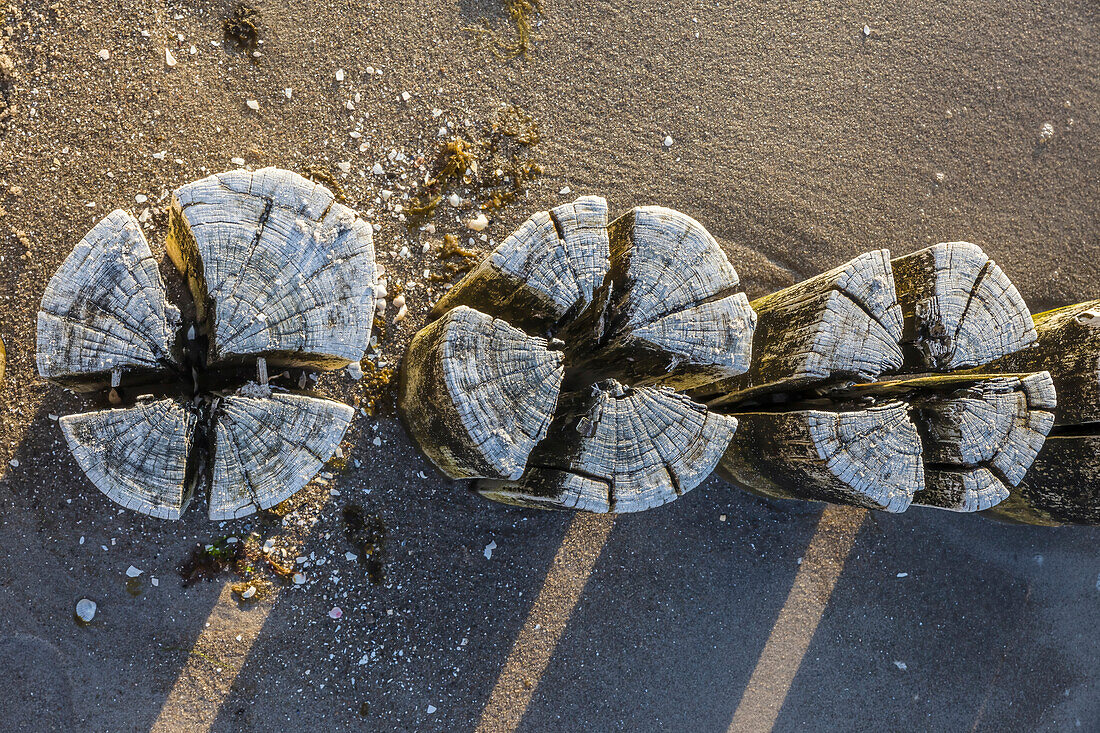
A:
[400,198,755,512]
[980,301,1100,524]
[40,169,374,520]
[37,210,181,391]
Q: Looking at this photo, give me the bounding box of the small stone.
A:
[134,194,148,203]
[284,87,293,99]
[392,294,406,309]
[400,91,411,102]
[9,459,18,468]
[894,660,908,671]
[934,171,946,183]
[863,24,871,37]
[447,193,463,208]
[241,585,257,599]
[262,538,276,553]
[427,705,437,714]
[394,304,408,322]
[125,565,142,577]
[165,48,177,67]
[293,572,306,585]
[97,49,110,61]
[231,157,245,166]
[345,552,358,561]
[372,436,382,447]
[75,599,96,623]
[1039,122,1055,142]
[559,186,571,195]
[335,68,345,82]
[663,135,674,147]
[372,163,385,175]
[329,606,343,619]
[151,577,159,587]
[246,99,260,111]
[347,361,364,380]
[484,540,497,560]
[466,213,489,232]
[337,161,351,173]
[719,514,727,522]
[896,572,908,578]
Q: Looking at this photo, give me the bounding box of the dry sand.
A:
[0,0,1097,730]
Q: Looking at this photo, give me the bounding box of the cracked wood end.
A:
[478,380,737,513]
[911,373,1056,512]
[398,306,564,481]
[208,389,354,520]
[698,249,903,406]
[430,196,610,333]
[892,242,1036,370]
[169,167,376,370]
[719,402,923,512]
[37,210,181,391]
[984,300,1100,426]
[594,206,756,391]
[60,399,197,520]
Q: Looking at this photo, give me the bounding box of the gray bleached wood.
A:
[398,306,564,480]
[891,242,1036,371]
[983,300,1100,426]
[430,196,610,334]
[478,380,736,513]
[717,402,922,512]
[37,210,181,391]
[908,373,1055,511]
[168,167,376,370]
[60,399,196,520]
[697,250,902,407]
[208,387,354,520]
[592,206,757,391]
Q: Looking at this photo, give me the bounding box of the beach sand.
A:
[0,0,1097,730]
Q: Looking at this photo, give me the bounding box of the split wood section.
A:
[405,217,1095,521]
[980,301,1100,524]
[401,200,753,512]
[38,168,372,520]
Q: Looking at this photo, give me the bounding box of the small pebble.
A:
[863,24,871,37]
[427,705,437,714]
[134,194,148,203]
[346,361,364,380]
[165,48,177,67]
[894,661,908,671]
[263,538,276,553]
[246,99,260,111]
[484,540,497,560]
[75,599,97,623]
[559,186,571,195]
[466,213,489,232]
[337,161,351,173]
[663,135,674,147]
[1039,122,1055,142]
[394,304,408,322]
[372,163,385,175]
[231,157,245,166]
[125,565,142,577]
[400,91,411,102]
[329,607,343,619]
[97,49,110,61]
[335,68,345,82]
[241,585,257,599]
[293,573,306,585]
[447,193,463,208]
[284,88,293,99]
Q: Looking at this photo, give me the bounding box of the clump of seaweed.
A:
[467,0,544,59]
[304,165,349,203]
[359,361,395,416]
[406,104,543,219]
[224,4,262,53]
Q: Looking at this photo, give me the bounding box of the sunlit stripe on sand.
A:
[727,506,867,733]
[476,513,616,733]
[150,581,275,732]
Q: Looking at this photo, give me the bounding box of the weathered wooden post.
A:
[39,168,374,520]
[712,243,1054,516]
[399,199,755,512]
[980,301,1100,524]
